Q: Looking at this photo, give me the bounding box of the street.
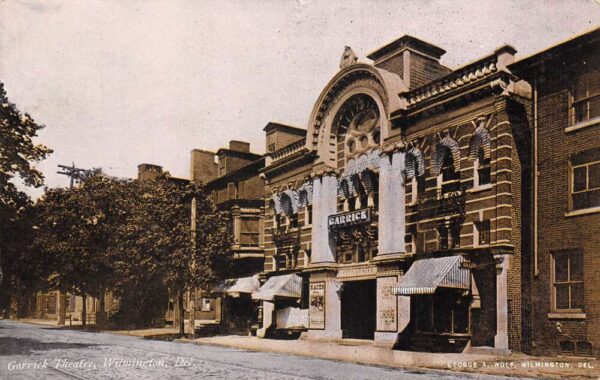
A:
[0,321,524,380]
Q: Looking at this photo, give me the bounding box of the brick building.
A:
[509,27,600,356]
[255,35,532,354]
[190,141,266,335]
[255,122,311,337]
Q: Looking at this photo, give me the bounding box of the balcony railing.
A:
[417,188,467,219]
[268,227,301,249]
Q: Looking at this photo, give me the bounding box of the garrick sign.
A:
[328,208,371,229]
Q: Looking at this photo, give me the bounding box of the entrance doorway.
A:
[340,279,376,339]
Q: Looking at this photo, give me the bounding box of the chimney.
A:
[138,163,163,181]
[263,122,306,153]
[229,140,250,153]
[367,35,452,90]
[190,149,218,184]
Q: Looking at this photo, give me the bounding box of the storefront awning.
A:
[391,256,469,296]
[252,273,302,301]
[216,275,261,296]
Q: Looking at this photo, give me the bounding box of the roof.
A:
[509,27,600,77]
[204,157,265,190]
[367,34,446,62]
[392,255,469,296]
[263,121,307,136]
[215,148,262,161]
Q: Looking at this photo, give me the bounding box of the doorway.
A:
[340,279,376,339]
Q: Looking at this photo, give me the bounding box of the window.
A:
[405,233,415,254]
[305,205,312,226]
[227,182,237,199]
[437,224,449,251]
[438,154,460,195]
[569,149,600,211]
[240,217,260,247]
[290,213,299,229]
[570,70,600,125]
[474,220,490,246]
[474,150,491,187]
[552,250,584,311]
[219,158,227,177]
[409,176,426,205]
[437,221,460,250]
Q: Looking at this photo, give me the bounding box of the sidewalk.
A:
[191,335,600,379]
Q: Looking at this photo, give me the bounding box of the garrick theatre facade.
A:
[260,35,531,353]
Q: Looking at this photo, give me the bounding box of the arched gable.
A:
[305,64,406,167]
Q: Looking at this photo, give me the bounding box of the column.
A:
[257,301,274,338]
[311,174,338,264]
[494,255,510,353]
[377,151,406,255]
[306,273,342,340]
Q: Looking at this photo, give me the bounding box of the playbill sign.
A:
[309,282,325,329]
[377,276,397,332]
[328,209,371,229]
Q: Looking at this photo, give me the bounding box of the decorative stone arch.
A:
[306,64,406,167]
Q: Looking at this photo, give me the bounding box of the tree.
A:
[33,174,123,327]
[111,176,233,335]
[0,81,52,317]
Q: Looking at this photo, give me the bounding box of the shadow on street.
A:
[0,336,101,356]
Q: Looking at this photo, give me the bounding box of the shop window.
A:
[474,220,490,246]
[570,70,600,125]
[552,250,584,311]
[438,154,460,195]
[569,150,600,211]
[240,217,260,247]
[474,150,491,187]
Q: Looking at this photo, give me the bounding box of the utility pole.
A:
[55,163,98,326]
[57,163,98,188]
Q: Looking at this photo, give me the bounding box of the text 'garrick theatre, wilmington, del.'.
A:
[259,33,533,354]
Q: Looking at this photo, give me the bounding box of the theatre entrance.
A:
[340,279,376,340]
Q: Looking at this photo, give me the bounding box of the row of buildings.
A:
[36,27,600,358]
[184,27,598,357]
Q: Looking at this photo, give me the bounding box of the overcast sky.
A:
[1,0,599,198]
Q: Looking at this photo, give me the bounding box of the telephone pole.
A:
[57,163,98,189]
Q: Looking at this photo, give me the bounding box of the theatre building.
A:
[260,35,531,353]
[509,28,600,357]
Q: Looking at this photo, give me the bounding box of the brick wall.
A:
[531,63,600,356]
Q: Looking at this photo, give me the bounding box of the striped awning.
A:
[338,150,382,199]
[297,181,313,207]
[405,146,425,180]
[391,255,469,296]
[271,194,283,214]
[281,189,300,215]
[431,136,461,177]
[252,273,303,301]
[218,275,261,296]
[469,125,491,161]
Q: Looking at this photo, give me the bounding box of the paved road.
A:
[0,320,523,380]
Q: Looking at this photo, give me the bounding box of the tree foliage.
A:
[0,82,52,219]
[0,82,52,317]
[32,173,233,329]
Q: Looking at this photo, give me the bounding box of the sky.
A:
[1,0,599,199]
